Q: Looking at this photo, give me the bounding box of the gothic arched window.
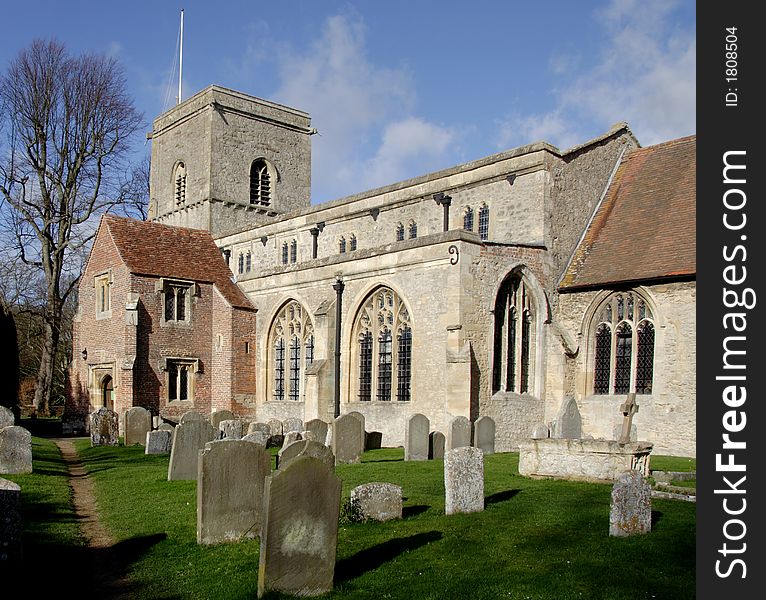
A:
[250,159,271,205]
[269,301,314,401]
[352,287,412,402]
[492,272,535,394]
[463,207,474,231]
[339,237,346,254]
[245,252,252,273]
[408,221,418,239]
[238,253,244,275]
[350,234,357,251]
[478,203,489,240]
[174,162,187,205]
[290,239,297,263]
[591,292,655,395]
[396,223,405,242]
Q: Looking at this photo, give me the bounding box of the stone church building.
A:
[68,85,696,457]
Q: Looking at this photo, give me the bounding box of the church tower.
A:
[148,85,313,236]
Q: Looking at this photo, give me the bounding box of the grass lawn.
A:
[7,439,695,599]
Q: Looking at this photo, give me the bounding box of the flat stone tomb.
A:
[609,470,652,537]
[405,414,429,461]
[124,406,152,446]
[167,419,218,481]
[350,482,403,522]
[258,456,342,598]
[444,446,484,515]
[197,440,271,545]
[0,426,33,475]
[90,407,119,447]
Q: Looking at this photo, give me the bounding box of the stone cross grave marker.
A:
[618,393,639,445]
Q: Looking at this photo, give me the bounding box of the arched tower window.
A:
[238,253,244,275]
[396,223,405,242]
[591,292,655,395]
[174,162,187,205]
[349,234,357,251]
[250,159,271,206]
[339,237,346,254]
[463,207,474,231]
[268,300,314,402]
[245,252,252,273]
[408,220,418,239]
[352,287,412,402]
[478,203,489,240]
[492,272,535,394]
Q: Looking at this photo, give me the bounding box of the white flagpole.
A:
[178,9,184,104]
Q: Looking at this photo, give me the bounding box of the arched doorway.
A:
[101,375,114,410]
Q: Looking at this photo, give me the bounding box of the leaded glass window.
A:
[396,223,405,241]
[350,235,357,251]
[238,253,244,274]
[281,242,288,265]
[163,282,191,323]
[592,291,655,395]
[339,237,346,254]
[492,272,534,394]
[520,310,531,393]
[269,300,314,402]
[478,204,489,240]
[167,360,194,401]
[246,252,252,272]
[289,336,301,401]
[353,287,412,403]
[290,240,297,263]
[464,207,474,231]
[408,221,418,239]
[273,338,285,400]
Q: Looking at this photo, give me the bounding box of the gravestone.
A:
[248,422,271,436]
[145,430,173,454]
[473,416,495,455]
[444,446,484,515]
[429,431,445,460]
[350,483,402,522]
[90,407,119,447]
[0,477,22,565]
[346,411,366,448]
[258,456,342,598]
[243,431,269,447]
[219,419,245,440]
[405,413,430,461]
[618,393,639,445]
[210,409,236,430]
[180,411,206,424]
[332,413,363,465]
[278,439,335,471]
[276,433,303,468]
[0,406,14,429]
[0,426,32,475]
[531,422,550,439]
[124,406,152,446]
[610,470,652,537]
[267,419,284,447]
[365,431,383,450]
[557,398,582,439]
[446,415,472,450]
[304,419,329,445]
[283,417,303,434]
[167,419,218,481]
[197,440,271,545]
[158,422,175,432]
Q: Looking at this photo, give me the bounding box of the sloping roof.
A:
[100,214,255,310]
[559,135,696,291]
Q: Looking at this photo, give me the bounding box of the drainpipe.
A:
[434,193,452,232]
[332,278,345,418]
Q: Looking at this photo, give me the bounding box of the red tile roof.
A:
[100,215,255,310]
[559,135,696,290]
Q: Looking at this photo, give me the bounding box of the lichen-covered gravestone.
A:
[446,415,472,450]
[258,456,342,598]
[210,409,236,430]
[304,419,329,445]
[124,406,152,446]
[405,413,429,461]
[473,416,495,455]
[609,470,652,537]
[0,406,14,429]
[197,440,271,545]
[350,482,402,522]
[283,417,304,434]
[167,419,218,481]
[0,477,22,565]
[219,419,245,440]
[90,407,119,447]
[332,413,363,465]
[277,439,335,471]
[0,426,32,475]
[145,430,173,455]
[444,446,484,515]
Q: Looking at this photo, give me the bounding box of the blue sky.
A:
[1,0,695,204]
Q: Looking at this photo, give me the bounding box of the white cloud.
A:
[496,0,695,150]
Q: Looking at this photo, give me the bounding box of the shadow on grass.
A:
[652,510,663,527]
[402,504,430,518]
[485,489,521,505]
[335,530,443,583]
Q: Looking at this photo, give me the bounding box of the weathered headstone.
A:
[446,415,472,450]
[365,431,383,450]
[158,422,175,432]
[145,430,173,455]
[304,419,329,445]
[267,419,284,447]
[242,431,269,447]
[283,417,304,434]
[444,446,484,515]
[124,406,152,446]
[0,427,32,475]
[258,456,342,598]
[277,439,334,471]
[180,410,206,424]
[405,413,430,461]
[473,416,495,455]
[531,422,550,439]
[248,422,271,437]
[428,431,445,460]
[197,440,271,545]
[0,477,22,565]
[557,398,582,439]
[350,483,402,522]
[0,406,14,429]
[609,470,652,537]
[618,393,639,445]
[219,419,245,440]
[276,433,303,468]
[332,413,363,465]
[168,419,218,481]
[210,409,236,430]
[90,407,119,447]
[346,411,366,448]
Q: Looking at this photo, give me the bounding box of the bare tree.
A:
[0,39,142,415]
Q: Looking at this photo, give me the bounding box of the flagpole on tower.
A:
[178,8,184,104]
